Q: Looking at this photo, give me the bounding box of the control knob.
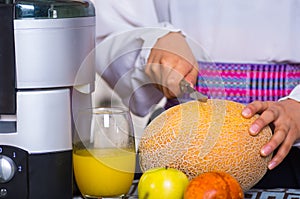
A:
[0,155,16,183]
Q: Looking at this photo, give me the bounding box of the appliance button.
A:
[0,188,7,198]
[0,155,16,183]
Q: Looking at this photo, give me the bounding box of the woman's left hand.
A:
[242,99,300,170]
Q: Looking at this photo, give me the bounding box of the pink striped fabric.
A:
[165,62,300,109]
[196,62,300,103]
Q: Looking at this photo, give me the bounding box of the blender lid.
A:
[0,0,95,19]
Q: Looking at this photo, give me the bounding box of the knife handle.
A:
[179,79,193,93]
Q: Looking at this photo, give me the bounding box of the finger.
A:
[161,85,175,99]
[184,62,199,86]
[165,59,193,94]
[145,53,162,84]
[267,129,295,170]
[261,126,289,157]
[158,54,190,97]
[145,63,161,84]
[170,57,195,77]
[242,101,272,118]
[146,62,173,98]
[268,121,297,169]
[159,60,179,97]
[248,107,280,135]
[146,55,180,98]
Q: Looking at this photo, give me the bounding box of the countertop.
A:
[73,179,300,199]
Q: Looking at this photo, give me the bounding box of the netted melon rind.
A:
[138,99,272,191]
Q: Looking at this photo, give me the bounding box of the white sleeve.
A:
[279,85,300,102]
[92,0,180,116]
[91,0,157,41]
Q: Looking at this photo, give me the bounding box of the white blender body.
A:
[0,1,95,198]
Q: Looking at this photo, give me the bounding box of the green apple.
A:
[138,167,189,199]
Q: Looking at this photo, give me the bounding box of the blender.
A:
[0,0,95,198]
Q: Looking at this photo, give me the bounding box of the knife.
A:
[180,79,208,102]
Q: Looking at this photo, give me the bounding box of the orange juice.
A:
[73,148,136,197]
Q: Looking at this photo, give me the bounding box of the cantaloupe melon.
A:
[138,99,272,191]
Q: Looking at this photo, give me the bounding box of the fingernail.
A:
[249,124,259,134]
[268,161,277,170]
[242,108,251,117]
[261,145,272,156]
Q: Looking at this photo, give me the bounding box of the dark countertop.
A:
[73,180,300,199]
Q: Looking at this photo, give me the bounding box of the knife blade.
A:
[180,79,208,102]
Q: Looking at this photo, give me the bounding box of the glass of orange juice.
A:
[73,107,136,198]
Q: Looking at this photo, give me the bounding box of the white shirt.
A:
[92,0,300,116]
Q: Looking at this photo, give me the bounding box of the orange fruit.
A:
[184,172,244,199]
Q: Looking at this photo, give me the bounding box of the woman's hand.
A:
[242,99,300,170]
[145,32,198,98]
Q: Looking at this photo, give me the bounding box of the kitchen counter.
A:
[73,179,300,199]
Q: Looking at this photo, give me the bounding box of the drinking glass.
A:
[73,107,136,199]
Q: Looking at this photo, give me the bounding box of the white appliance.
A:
[0,1,95,198]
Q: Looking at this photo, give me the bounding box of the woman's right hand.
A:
[145,32,198,98]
